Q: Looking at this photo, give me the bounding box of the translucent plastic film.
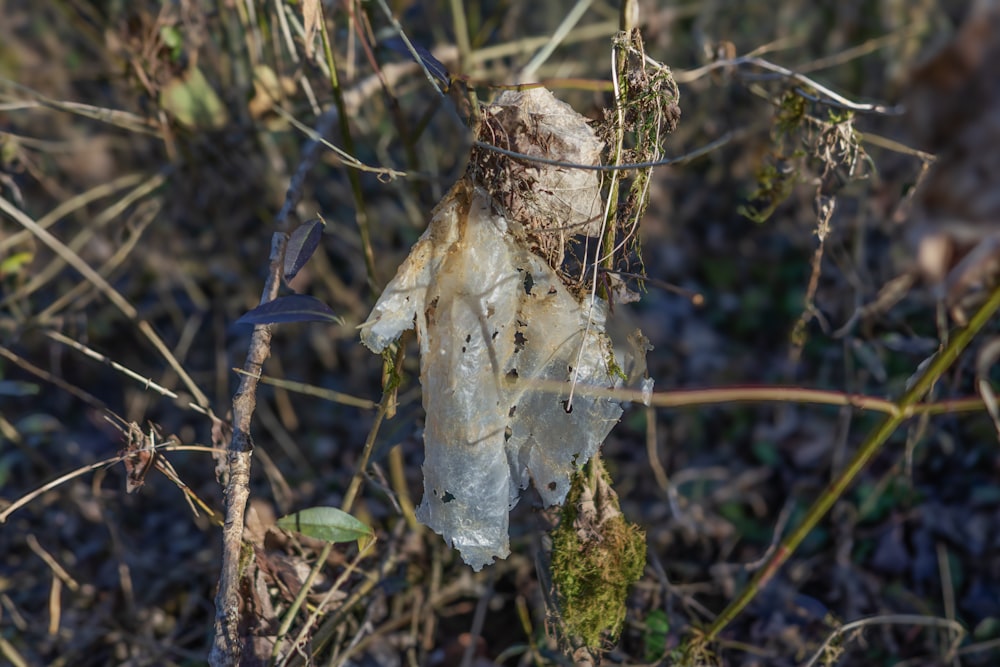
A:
[361,88,622,570]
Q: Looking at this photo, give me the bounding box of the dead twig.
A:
[207,229,286,666]
[207,62,349,658]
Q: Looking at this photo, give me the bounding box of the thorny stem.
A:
[209,232,286,667]
[703,284,1000,644]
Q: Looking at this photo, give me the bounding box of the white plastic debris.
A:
[361,88,624,570]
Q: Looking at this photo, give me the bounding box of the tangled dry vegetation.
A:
[3,1,1000,666]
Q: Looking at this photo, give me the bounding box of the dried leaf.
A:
[284,218,324,283]
[301,0,321,60]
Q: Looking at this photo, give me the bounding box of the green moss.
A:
[550,469,646,650]
[605,353,628,384]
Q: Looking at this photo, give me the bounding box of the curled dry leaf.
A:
[119,420,156,494]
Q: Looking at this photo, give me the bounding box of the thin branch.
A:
[518,0,595,80]
[473,130,734,172]
[208,231,286,666]
[208,60,348,659]
[0,171,150,253]
[527,380,988,418]
[42,330,211,415]
[318,2,378,287]
[232,368,377,409]
[0,344,106,411]
[372,0,446,97]
[273,106,409,180]
[802,614,965,667]
[672,55,902,114]
[0,455,120,524]
[0,78,161,135]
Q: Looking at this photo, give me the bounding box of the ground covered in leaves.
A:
[3,1,1000,666]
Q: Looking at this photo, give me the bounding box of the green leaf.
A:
[159,26,183,62]
[277,506,372,544]
[643,609,670,662]
[160,65,228,130]
[0,251,33,277]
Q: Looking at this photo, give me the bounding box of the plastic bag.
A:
[361,88,623,570]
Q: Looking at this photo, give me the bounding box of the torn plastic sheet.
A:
[361,180,623,570]
[363,184,623,569]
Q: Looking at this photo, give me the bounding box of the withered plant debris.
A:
[468,87,606,270]
[118,419,158,494]
[598,29,680,283]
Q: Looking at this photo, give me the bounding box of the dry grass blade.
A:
[0,78,161,135]
[0,195,211,412]
[0,172,150,253]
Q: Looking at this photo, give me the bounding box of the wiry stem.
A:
[703,284,1000,643]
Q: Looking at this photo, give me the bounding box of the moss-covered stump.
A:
[550,461,646,652]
